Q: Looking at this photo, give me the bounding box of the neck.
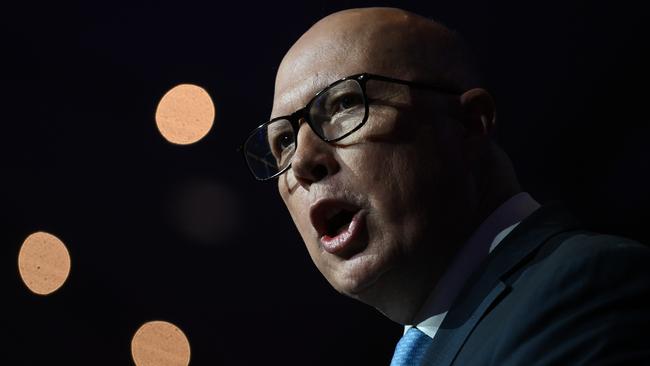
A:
[402,149,521,324]
[370,147,522,325]
[475,144,522,227]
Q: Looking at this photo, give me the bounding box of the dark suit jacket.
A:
[420,203,650,365]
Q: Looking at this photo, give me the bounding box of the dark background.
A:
[1,1,648,365]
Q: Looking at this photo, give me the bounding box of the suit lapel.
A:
[421,203,581,366]
[422,280,507,366]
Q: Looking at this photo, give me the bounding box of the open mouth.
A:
[310,199,360,238]
[325,209,357,237]
[310,198,366,255]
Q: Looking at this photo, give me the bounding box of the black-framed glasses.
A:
[240,73,461,181]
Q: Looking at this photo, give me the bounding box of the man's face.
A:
[272,24,477,310]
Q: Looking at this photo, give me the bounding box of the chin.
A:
[331,251,393,300]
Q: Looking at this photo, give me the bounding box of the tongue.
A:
[335,220,352,236]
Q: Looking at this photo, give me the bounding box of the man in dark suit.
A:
[240,7,650,365]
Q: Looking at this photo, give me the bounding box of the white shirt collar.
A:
[404,192,540,339]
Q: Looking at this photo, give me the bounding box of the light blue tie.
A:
[390,327,432,366]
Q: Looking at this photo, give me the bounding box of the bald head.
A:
[271,7,519,324]
[274,7,479,114]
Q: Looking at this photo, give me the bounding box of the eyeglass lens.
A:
[245,79,366,180]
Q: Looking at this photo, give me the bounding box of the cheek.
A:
[357,142,439,207]
[350,141,445,246]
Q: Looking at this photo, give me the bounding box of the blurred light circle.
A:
[18,231,71,295]
[131,320,191,366]
[155,84,215,145]
[169,180,242,245]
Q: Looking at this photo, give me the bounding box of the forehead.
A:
[272,45,365,118]
[271,20,421,119]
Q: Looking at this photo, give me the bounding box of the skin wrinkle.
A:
[273,7,520,324]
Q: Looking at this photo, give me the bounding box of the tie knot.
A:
[390,327,432,366]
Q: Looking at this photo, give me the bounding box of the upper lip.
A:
[309,198,361,238]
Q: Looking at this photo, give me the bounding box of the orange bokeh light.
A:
[131,320,191,366]
[155,84,215,145]
[18,231,71,295]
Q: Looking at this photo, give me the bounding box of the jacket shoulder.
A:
[532,231,650,287]
[484,231,650,365]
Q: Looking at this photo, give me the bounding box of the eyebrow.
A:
[267,122,292,135]
[272,73,339,118]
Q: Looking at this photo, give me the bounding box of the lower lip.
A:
[320,210,366,255]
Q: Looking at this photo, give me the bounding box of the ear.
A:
[459,88,496,138]
[457,88,496,173]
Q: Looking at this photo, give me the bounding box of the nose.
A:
[290,120,340,189]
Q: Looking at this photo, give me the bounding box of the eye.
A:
[276,132,294,150]
[338,95,356,109]
[333,93,363,112]
[271,131,295,157]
